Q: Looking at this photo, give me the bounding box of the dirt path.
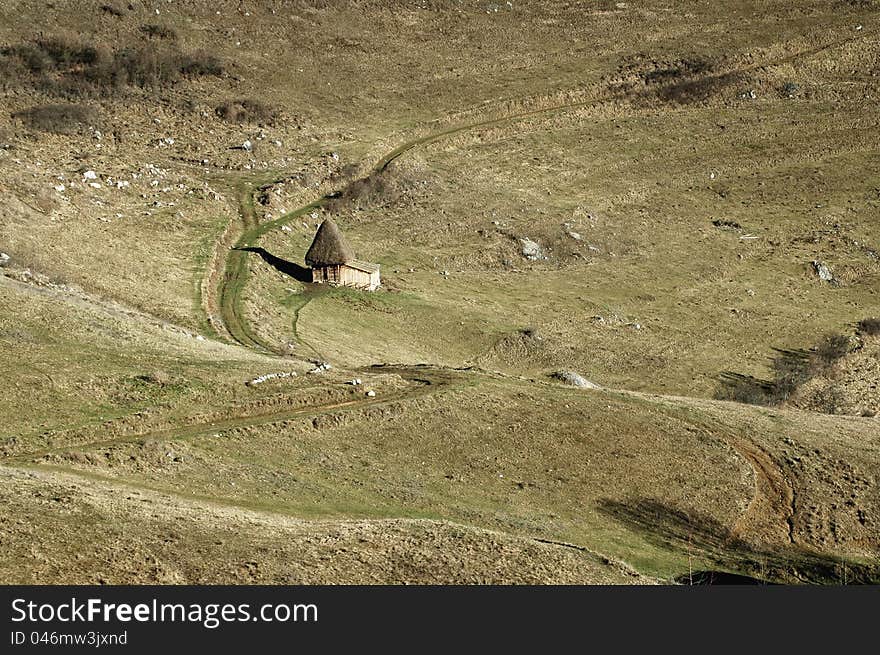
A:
[0,365,464,465]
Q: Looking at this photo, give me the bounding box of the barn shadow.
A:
[235,247,312,283]
[596,497,879,585]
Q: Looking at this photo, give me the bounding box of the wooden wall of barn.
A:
[312,265,379,290]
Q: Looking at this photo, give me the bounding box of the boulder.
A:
[812,260,833,282]
[520,238,545,261]
[552,370,601,390]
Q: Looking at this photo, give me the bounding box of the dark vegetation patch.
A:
[640,57,715,85]
[712,219,742,231]
[100,3,125,17]
[607,54,745,106]
[654,72,742,105]
[326,160,427,213]
[0,35,223,98]
[715,332,852,407]
[215,98,277,124]
[11,103,98,134]
[599,498,880,584]
[140,24,178,41]
[857,317,880,336]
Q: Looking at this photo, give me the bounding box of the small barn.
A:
[305,218,381,291]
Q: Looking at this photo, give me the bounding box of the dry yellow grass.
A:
[1,0,878,584]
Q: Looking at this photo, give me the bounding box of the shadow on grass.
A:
[597,498,880,585]
[235,247,312,283]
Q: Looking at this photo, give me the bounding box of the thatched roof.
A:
[305,218,355,267]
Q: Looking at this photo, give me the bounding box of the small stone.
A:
[366,390,376,397]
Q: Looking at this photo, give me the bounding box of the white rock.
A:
[366,390,376,397]
[83,170,97,180]
[0,253,10,267]
[812,260,834,282]
[553,371,601,390]
[54,184,65,192]
[520,238,545,260]
[242,140,253,152]
[88,182,102,189]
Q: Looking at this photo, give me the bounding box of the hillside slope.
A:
[1,0,878,584]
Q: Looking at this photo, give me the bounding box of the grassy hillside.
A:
[1,0,878,584]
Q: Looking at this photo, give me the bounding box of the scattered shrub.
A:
[178,51,224,77]
[714,372,774,405]
[138,370,171,386]
[0,36,223,98]
[655,72,740,105]
[781,81,800,97]
[769,348,812,403]
[641,58,714,85]
[812,333,851,369]
[100,3,125,17]
[812,385,847,415]
[140,24,178,40]
[11,103,98,134]
[716,332,852,407]
[33,37,104,66]
[326,161,424,213]
[857,317,880,336]
[215,98,276,124]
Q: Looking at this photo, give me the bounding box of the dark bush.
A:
[215,98,276,124]
[812,385,847,415]
[34,37,103,66]
[140,24,178,40]
[812,333,850,369]
[714,372,773,405]
[178,51,224,77]
[100,3,125,16]
[1,44,52,73]
[718,331,853,407]
[642,58,714,85]
[656,72,739,105]
[769,349,812,403]
[11,104,98,134]
[857,317,880,336]
[0,36,223,98]
[326,161,423,213]
[104,46,181,87]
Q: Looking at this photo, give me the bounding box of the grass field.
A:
[1,0,879,584]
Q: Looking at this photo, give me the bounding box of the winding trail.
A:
[0,365,467,465]
[188,28,876,554]
[207,24,877,357]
